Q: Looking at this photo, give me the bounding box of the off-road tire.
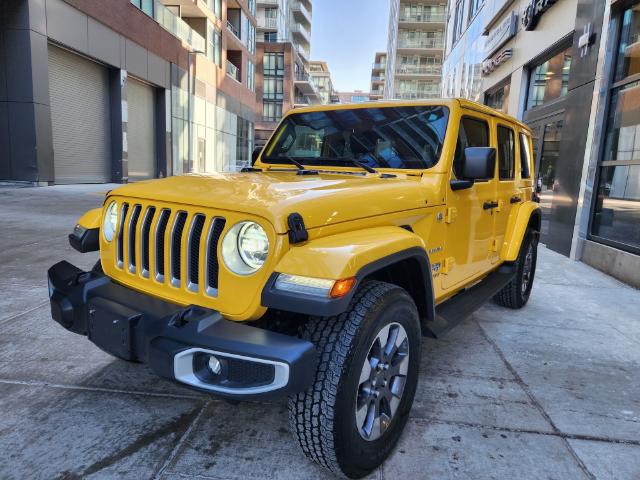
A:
[288,280,421,479]
[494,228,538,309]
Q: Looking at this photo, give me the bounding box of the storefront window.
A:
[485,80,510,113]
[591,6,640,254]
[527,47,572,109]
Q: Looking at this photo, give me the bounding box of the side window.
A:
[454,116,489,178]
[519,132,532,179]
[497,126,515,180]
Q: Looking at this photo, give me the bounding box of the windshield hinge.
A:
[287,213,308,244]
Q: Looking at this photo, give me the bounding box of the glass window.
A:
[264,53,284,76]
[263,102,283,122]
[485,81,510,113]
[247,61,255,92]
[248,0,256,17]
[263,77,283,100]
[207,22,222,68]
[592,165,640,250]
[263,106,450,170]
[207,0,222,19]
[452,0,465,43]
[264,31,278,42]
[468,0,482,23]
[519,132,532,179]
[590,5,640,253]
[527,46,572,109]
[497,126,515,180]
[454,116,489,178]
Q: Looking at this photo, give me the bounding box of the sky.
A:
[310,0,389,93]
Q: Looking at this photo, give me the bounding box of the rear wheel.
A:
[288,281,421,478]
[494,229,538,309]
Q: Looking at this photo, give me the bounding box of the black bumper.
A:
[47,261,317,399]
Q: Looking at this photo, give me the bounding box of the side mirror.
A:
[450,147,496,191]
[252,146,263,165]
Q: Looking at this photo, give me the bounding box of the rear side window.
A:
[497,126,515,180]
[519,132,532,179]
[454,116,490,178]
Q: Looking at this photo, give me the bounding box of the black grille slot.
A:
[155,209,170,278]
[206,218,226,292]
[127,205,142,271]
[171,212,188,284]
[116,203,129,267]
[140,207,156,275]
[188,215,206,287]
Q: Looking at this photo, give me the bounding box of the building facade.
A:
[384,0,447,100]
[0,0,258,184]
[309,61,337,105]
[336,91,370,103]
[370,52,387,100]
[254,0,319,145]
[441,0,639,287]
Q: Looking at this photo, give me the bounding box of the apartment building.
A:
[254,0,318,145]
[370,52,387,100]
[384,0,447,100]
[309,61,338,104]
[0,0,259,184]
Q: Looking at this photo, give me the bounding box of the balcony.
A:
[395,89,441,100]
[291,22,310,43]
[396,64,442,76]
[397,39,444,51]
[227,19,240,39]
[153,1,206,52]
[372,62,386,71]
[257,16,278,29]
[226,60,241,82]
[291,1,312,24]
[257,0,278,4]
[294,71,321,101]
[371,75,385,83]
[398,13,446,25]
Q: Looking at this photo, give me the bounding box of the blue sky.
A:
[310,0,389,93]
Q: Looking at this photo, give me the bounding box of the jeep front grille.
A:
[115,203,226,297]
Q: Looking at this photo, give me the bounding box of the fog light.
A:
[207,355,222,375]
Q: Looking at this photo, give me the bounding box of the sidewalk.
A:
[0,184,638,479]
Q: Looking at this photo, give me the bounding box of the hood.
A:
[109,171,444,233]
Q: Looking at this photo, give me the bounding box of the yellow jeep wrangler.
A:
[49,99,540,478]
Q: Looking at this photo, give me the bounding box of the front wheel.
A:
[288,281,421,479]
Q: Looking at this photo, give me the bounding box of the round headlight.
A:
[221,221,269,275]
[103,201,118,242]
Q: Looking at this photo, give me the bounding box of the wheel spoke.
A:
[359,358,372,384]
[377,324,392,357]
[390,375,406,398]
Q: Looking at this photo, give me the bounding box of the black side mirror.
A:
[252,146,263,165]
[450,147,496,191]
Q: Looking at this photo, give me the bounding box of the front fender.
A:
[500,201,541,262]
[77,208,103,230]
[262,226,433,318]
[274,226,427,280]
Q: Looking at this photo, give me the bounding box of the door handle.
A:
[510,195,522,204]
[483,201,499,210]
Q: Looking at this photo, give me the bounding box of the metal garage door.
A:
[127,78,156,181]
[48,45,111,183]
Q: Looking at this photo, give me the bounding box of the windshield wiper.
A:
[336,157,378,174]
[265,155,319,175]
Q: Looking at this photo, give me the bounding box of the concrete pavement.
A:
[0,184,639,480]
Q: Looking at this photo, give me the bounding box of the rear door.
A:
[442,113,497,289]
[492,122,519,263]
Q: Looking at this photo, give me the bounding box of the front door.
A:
[442,113,497,290]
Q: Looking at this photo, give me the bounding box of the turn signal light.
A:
[329,277,356,298]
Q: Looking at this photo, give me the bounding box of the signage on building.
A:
[522,0,557,31]
[482,49,513,75]
[485,12,518,58]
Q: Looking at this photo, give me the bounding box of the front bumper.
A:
[47,261,317,399]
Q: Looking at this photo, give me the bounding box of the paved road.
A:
[0,184,639,480]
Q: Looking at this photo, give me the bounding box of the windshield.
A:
[262,105,449,170]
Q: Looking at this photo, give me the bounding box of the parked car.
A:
[49,99,540,478]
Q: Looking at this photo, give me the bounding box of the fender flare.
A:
[261,226,435,323]
[500,201,541,262]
